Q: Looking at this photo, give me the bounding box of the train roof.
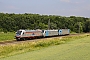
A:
[44,30,58,31]
[18,29,42,32]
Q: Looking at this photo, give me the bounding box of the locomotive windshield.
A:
[16,31,22,35]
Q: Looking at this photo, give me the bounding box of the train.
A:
[15,29,70,41]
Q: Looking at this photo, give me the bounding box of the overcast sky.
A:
[0,0,90,18]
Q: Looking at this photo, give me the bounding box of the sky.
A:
[0,0,90,18]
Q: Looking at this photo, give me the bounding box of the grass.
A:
[0,34,89,59]
[0,34,90,60]
[0,32,15,42]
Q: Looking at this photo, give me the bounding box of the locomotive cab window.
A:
[23,32,24,34]
[16,31,22,35]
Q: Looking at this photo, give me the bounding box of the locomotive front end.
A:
[15,30,25,40]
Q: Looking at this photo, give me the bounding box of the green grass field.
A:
[0,32,15,41]
[0,34,90,60]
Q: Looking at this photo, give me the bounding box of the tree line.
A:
[0,13,90,33]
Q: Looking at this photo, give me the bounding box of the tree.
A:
[0,13,89,33]
[85,20,90,32]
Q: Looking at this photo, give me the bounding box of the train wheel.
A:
[16,38,21,41]
[19,38,25,41]
[16,39,20,41]
[22,38,25,41]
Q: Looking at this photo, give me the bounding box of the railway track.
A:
[0,33,89,45]
[0,40,17,45]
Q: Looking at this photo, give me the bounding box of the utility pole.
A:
[34,19,36,30]
[79,22,80,34]
[48,19,50,30]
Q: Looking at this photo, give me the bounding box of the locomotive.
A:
[15,29,70,41]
